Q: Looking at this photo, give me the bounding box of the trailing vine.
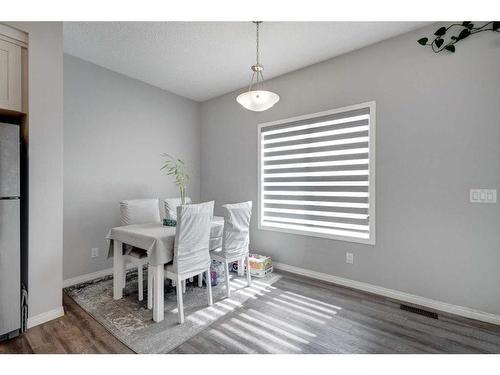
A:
[418,21,500,53]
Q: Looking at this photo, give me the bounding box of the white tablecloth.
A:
[106,216,224,266]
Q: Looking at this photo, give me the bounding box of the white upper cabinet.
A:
[0,23,27,114]
[0,39,22,113]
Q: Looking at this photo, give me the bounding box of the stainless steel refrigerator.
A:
[0,122,21,339]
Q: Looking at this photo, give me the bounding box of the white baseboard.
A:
[274,262,500,326]
[63,267,114,288]
[27,306,65,329]
[63,263,137,288]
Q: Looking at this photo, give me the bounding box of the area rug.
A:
[64,270,281,353]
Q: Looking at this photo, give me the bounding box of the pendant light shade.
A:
[236,90,280,112]
[237,21,280,112]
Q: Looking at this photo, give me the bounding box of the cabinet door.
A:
[0,39,22,112]
[0,123,20,197]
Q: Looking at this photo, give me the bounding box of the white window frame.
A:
[257,101,376,245]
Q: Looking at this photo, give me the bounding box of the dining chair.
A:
[165,196,206,288]
[164,197,192,220]
[210,201,252,298]
[165,201,214,324]
[119,198,161,307]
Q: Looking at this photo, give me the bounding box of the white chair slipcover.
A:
[170,201,213,274]
[220,201,252,258]
[119,198,160,306]
[165,201,214,323]
[120,199,161,225]
[211,201,253,298]
[164,197,192,221]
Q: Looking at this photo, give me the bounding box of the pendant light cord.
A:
[256,21,260,67]
[248,21,264,91]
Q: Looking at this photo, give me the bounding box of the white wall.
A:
[63,54,201,280]
[200,24,500,315]
[8,22,64,323]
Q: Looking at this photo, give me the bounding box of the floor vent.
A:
[400,304,439,319]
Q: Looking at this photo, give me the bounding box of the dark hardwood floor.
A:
[2,271,500,354]
[0,294,132,354]
[171,272,500,354]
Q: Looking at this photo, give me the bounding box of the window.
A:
[258,102,375,244]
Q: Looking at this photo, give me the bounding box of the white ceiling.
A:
[63,22,429,102]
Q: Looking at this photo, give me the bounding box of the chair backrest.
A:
[173,201,214,274]
[120,199,161,225]
[221,201,252,258]
[164,197,192,220]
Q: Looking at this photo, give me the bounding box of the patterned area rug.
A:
[64,270,281,353]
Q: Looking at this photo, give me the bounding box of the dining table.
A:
[106,216,224,322]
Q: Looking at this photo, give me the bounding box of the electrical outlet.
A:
[346,252,354,264]
[470,189,497,203]
[91,248,99,258]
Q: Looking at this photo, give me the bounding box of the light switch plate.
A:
[91,248,99,258]
[470,189,497,203]
[346,252,354,264]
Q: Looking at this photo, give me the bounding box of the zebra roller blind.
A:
[258,102,375,244]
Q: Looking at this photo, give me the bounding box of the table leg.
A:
[176,275,184,324]
[147,265,153,310]
[113,240,124,300]
[138,265,143,301]
[206,266,213,306]
[152,264,164,322]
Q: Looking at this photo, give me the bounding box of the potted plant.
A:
[160,153,190,205]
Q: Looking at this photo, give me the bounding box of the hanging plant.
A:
[417,21,500,53]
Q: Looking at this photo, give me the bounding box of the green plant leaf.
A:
[435,38,444,48]
[458,29,471,40]
[417,37,428,46]
[161,153,189,198]
[445,45,455,53]
[493,22,500,31]
[434,27,447,36]
[462,21,472,27]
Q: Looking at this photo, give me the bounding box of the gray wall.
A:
[200,24,500,315]
[9,22,64,320]
[63,54,201,280]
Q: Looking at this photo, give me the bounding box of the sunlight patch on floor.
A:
[279,293,340,314]
[186,314,207,325]
[209,328,256,354]
[195,308,219,321]
[216,300,238,312]
[266,301,326,324]
[223,298,243,308]
[220,322,283,353]
[253,279,278,289]
[230,318,302,352]
[284,291,342,310]
[239,312,310,344]
[273,297,334,319]
[247,308,318,337]
[234,289,260,300]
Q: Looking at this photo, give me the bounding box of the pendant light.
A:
[236,21,280,112]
